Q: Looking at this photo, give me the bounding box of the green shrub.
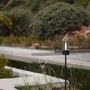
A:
[0,54,8,69]
[0,69,13,78]
[44,35,63,50]
[0,54,14,78]
[0,13,12,36]
[69,34,90,49]
[10,61,90,90]
[0,36,32,47]
[6,7,31,36]
[69,35,85,48]
[83,35,90,49]
[31,2,90,40]
[9,60,90,90]
[74,0,90,8]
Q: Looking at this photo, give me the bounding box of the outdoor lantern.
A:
[62,35,70,55]
[62,34,70,90]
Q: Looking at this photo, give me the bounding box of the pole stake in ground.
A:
[62,35,70,90]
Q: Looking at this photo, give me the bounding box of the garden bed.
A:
[9,60,90,90]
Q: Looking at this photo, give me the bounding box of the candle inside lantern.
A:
[65,41,67,50]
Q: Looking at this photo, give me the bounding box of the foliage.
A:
[0,13,12,36]
[0,54,14,78]
[25,0,75,14]
[0,36,31,47]
[69,35,85,48]
[0,69,13,78]
[0,0,9,5]
[6,7,31,36]
[0,34,90,49]
[16,85,52,90]
[8,0,25,8]
[31,2,90,40]
[0,13,12,29]
[10,60,90,90]
[84,35,90,49]
[0,0,90,38]
[0,54,8,69]
[26,0,63,14]
[74,0,90,8]
[69,34,90,49]
[4,0,75,14]
[74,0,90,16]
[65,0,75,4]
[44,35,63,50]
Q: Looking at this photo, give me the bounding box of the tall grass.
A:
[10,60,90,90]
[8,60,83,90]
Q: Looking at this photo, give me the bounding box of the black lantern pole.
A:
[62,35,70,90]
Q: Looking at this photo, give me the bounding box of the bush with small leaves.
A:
[0,13,12,36]
[0,54,14,78]
[31,2,90,40]
[6,7,31,36]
